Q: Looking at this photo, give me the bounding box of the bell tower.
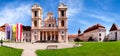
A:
[58,3,68,42]
[31,4,42,29]
[58,3,67,28]
[31,4,42,42]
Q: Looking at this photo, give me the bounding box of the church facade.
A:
[31,3,68,43]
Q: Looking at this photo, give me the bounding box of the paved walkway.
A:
[4,43,74,56]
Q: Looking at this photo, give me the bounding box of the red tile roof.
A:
[68,34,77,38]
[0,23,9,27]
[109,23,119,31]
[84,24,105,33]
[78,34,83,36]
[22,26,31,31]
[0,27,5,32]
[0,24,6,31]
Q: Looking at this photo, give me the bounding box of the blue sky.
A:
[0,0,120,34]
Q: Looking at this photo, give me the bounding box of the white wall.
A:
[0,31,6,40]
[98,32,106,42]
[109,30,120,40]
[109,31,115,40]
[117,31,120,40]
[83,29,106,42]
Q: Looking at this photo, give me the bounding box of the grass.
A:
[36,41,120,56]
[0,46,23,56]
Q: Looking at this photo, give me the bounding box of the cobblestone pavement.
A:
[4,43,74,56]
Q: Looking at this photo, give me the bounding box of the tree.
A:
[74,38,81,42]
[88,37,94,41]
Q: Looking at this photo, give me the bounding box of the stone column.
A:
[42,31,44,41]
[43,31,45,41]
[50,31,52,41]
[46,31,47,41]
[65,31,68,43]
[38,31,40,41]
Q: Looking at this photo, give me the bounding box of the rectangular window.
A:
[99,33,101,36]
[61,11,64,17]
[34,11,38,17]
[34,21,37,27]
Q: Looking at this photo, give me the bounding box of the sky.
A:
[0,0,120,34]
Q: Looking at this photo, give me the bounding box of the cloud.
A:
[82,9,119,23]
[78,20,91,26]
[59,0,84,17]
[81,0,120,23]
[59,0,85,34]
[89,14,115,22]
[94,0,113,10]
[0,1,32,26]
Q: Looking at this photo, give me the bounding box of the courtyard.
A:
[1,41,120,56]
[3,42,74,56]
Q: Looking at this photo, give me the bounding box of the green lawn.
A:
[0,46,23,56]
[36,41,120,56]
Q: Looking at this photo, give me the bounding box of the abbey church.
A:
[0,3,119,43]
[31,3,68,43]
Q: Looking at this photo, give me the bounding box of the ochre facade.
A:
[31,3,68,43]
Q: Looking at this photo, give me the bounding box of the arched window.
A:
[99,38,101,41]
[34,21,37,27]
[34,11,37,17]
[61,20,64,27]
[49,24,51,27]
[61,10,64,17]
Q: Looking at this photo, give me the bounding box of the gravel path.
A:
[4,43,74,56]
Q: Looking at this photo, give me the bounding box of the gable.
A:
[110,23,119,31]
